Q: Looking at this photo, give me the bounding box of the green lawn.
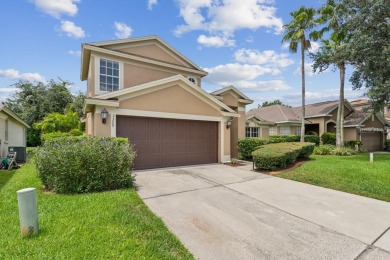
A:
[278,154,390,202]
[0,164,193,259]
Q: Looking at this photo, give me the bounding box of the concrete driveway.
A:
[135,164,390,260]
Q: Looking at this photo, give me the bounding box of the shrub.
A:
[304,135,320,145]
[331,147,358,156]
[252,142,314,170]
[321,132,336,145]
[69,128,83,136]
[35,137,135,194]
[268,135,300,143]
[237,138,267,159]
[238,134,319,159]
[313,145,335,155]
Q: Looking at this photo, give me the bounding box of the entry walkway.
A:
[136,164,390,259]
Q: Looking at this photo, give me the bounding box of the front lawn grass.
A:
[277,154,390,202]
[0,164,193,259]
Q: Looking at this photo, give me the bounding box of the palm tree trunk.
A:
[300,38,306,142]
[336,61,345,147]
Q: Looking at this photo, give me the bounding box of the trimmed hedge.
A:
[238,135,320,159]
[35,137,135,194]
[321,132,336,145]
[252,142,315,170]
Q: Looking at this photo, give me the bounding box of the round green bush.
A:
[321,132,336,145]
[35,137,135,194]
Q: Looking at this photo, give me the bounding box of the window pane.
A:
[100,83,106,91]
[100,59,106,66]
[107,76,113,84]
[113,62,119,69]
[107,84,113,92]
[100,75,106,83]
[100,66,106,74]
[113,84,119,91]
[107,68,112,75]
[107,61,112,68]
[113,69,119,77]
[113,77,119,85]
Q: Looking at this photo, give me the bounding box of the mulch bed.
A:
[224,162,247,167]
[254,159,311,175]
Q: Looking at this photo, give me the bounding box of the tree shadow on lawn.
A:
[0,170,16,190]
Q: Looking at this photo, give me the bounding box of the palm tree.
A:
[282,7,318,142]
[312,0,351,147]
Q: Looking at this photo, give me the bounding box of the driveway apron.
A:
[135,164,390,260]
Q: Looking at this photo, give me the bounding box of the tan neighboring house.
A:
[81,36,253,170]
[350,98,390,139]
[0,103,29,161]
[246,100,389,152]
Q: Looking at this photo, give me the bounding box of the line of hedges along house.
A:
[2,36,388,169]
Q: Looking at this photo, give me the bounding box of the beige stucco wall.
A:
[119,85,221,117]
[123,63,176,88]
[93,113,111,137]
[221,92,239,107]
[224,122,231,156]
[120,44,190,67]
[86,112,94,136]
[363,115,384,128]
[88,56,95,97]
[262,127,269,138]
[344,128,358,141]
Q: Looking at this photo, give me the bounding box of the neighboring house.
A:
[0,103,29,161]
[246,100,389,152]
[350,98,390,139]
[81,36,253,170]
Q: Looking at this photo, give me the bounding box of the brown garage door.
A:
[361,133,382,152]
[117,116,218,170]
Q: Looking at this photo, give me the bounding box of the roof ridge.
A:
[277,105,289,121]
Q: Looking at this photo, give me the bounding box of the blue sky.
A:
[0,0,365,109]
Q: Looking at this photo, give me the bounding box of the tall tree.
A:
[259,100,292,108]
[282,7,318,142]
[341,0,390,111]
[5,79,82,146]
[311,0,351,147]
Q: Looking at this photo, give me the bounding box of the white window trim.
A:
[94,55,124,95]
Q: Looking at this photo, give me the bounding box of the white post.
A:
[370,153,374,163]
[17,188,39,237]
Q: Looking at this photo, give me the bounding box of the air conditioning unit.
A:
[8,147,27,163]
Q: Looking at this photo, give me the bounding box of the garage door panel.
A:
[361,133,382,152]
[117,116,218,169]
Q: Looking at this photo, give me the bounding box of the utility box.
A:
[8,147,26,163]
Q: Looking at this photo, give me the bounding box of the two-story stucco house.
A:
[81,36,252,169]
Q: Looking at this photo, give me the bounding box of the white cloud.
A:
[246,36,254,43]
[293,62,317,77]
[204,63,280,83]
[148,0,157,10]
[59,20,85,38]
[233,80,290,92]
[34,0,79,18]
[174,0,283,36]
[309,41,321,53]
[0,69,47,83]
[234,49,294,68]
[114,22,132,39]
[281,42,290,50]
[283,87,364,105]
[0,88,18,93]
[68,50,81,57]
[203,63,289,92]
[197,34,235,47]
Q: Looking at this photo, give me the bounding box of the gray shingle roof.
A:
[344,111,371,126]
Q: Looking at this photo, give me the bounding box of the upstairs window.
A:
[100,58,119,92]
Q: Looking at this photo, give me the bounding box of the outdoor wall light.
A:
[226,117,233,129]
[101,108,108,124]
